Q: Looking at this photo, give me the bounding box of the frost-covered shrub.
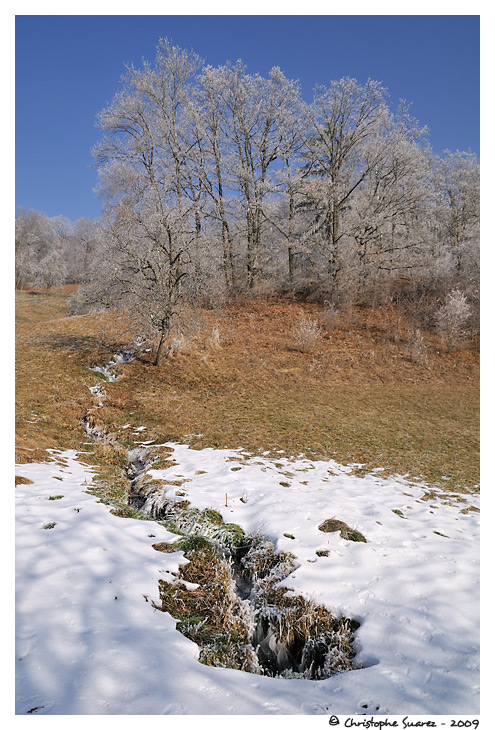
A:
[321,300,340,330]
[252,588,358,679]
[206,324,222,349]
[166,333,186,356]
[407,328,428,362]
[158,540,242,627]
[435,289,471,350]
[292,313,322,352]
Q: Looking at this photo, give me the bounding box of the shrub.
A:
[406,328,428,362]
[208,325,221,349]
[292,313,322,352]
[166,333,187,357]
[435,289,471,351]
[321,300,340,330]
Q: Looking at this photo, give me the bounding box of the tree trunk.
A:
[154,329,169,366]
[288,246,294,281]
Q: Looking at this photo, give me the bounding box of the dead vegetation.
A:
[153,531,358,678]
[15,288,479,491]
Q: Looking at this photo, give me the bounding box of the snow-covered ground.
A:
[15,444,479,716]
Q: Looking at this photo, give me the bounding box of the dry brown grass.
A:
[318,519,367,542]
[15,289,479,491]
[157,538,249,643]
[15,288,137,463]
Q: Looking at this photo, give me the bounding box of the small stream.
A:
[89,350,136,382]
[84,351,361,680]
[134,486,360,679]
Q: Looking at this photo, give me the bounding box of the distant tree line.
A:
[15,39,479,363]
[15,208,99,290]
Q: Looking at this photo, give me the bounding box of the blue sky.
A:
[15,13,480,222]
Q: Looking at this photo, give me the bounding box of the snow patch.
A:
[15,445,479,715]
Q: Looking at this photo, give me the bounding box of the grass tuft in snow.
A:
[318,518,367,543]
[15,476,34,486]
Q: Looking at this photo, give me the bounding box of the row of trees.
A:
[15,208,99,290]
[15,39,479,363]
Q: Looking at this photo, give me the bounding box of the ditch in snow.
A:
[84,354,362,680]
[130,469,361,679]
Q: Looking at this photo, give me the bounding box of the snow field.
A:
[15,445,479,716]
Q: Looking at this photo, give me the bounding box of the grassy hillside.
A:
[15,288,479,491]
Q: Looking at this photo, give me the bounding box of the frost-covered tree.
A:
[15,208,67,289]
[300,78,390,282]
[188,65,237,289]
[15,208,104,288]
[259,97,310,284]
[433,150,480,280]
[90,38,205,364]
[345,103,433,288]
[70,218,101,283]
[292,81,445,304]
[61,39,479,343]
[211,62,303,289]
